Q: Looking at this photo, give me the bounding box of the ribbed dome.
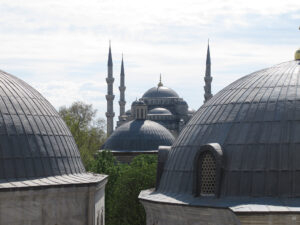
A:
[158,60,300,197]
[142,86,179,98]
[0,70,85,181]
[148,107,172,115]
[102,120,175,151]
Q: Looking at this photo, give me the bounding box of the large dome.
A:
[142,86,179,98]
[158,60,300,197]
[0,70,85,181]
[102,119,175,151]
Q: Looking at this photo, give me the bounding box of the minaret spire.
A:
[158,74,163,87]
[204,40,213,103]
[119,54,126,120]
[106,41,115,136]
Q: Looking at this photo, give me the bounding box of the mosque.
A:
[101,43,213,162]
[139,44,300,224]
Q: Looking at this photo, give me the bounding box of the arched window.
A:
[194,143,223,197]
[198,151,216,196]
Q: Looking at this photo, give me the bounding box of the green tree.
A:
[91,151,124,225]
[59,101,106,170]
[91,152,157,225]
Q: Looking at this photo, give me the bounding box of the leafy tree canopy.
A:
[59,101,106,170]
[92,151,157,225]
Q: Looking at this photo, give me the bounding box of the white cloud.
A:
[0,0,299,121]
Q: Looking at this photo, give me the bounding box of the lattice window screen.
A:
[200,152,216,195]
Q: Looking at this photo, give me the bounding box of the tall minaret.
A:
[106,41,115,136]
[119,55,126,120]
[204,41,213,103]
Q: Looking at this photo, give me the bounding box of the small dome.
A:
[148,107,172,115]
[0,70,85,181]
[102,120,174,151]
[142,86,179,98]
[158,60,300,197]
[132,99,146,106]
[125,109,131,115]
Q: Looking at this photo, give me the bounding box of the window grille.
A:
[199,151,216,196]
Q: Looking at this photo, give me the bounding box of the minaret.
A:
[119,55,126,121]
[204,41,213,103]
[106,41,115,136]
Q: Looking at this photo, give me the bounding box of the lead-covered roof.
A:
[158,60,300,197]
[0,70,86,182]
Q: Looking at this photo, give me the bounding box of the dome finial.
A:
[158,74,163,87]
[295,26,300,60]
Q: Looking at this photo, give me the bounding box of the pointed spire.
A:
[158,74,163,87]
[120,54,124,76]
[204,39,213,103]
[206,39,211,65]
[108,40,113,66]
[118,53,126,122]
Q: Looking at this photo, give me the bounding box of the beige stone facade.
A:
[0,179,107,225]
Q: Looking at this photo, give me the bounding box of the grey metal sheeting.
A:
[139,189,300,212]
[0,173,107,189]
[0,70,86,181]
[158,60,300,197]
[102,119,175,151]
[142,86,179,98]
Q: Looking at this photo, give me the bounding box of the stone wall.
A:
[141,199,300,225]
[237,213,300,225]
[140,200,241,225]
[0,181,106,225]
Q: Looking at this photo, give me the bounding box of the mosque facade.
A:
[105,43,213,138]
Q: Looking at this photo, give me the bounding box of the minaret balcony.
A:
[204,77,212,82]
[106,95,115,100]
[204,93,213,98]
[106,112,115,117]
[119,86,126,91]
[106,77,115,83]
[119,101,126,106]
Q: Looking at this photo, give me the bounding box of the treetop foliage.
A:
[59,101,106,170]
[92,151,157,225]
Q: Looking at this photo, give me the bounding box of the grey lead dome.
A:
[102,119,175,151]
[143,86,179,98]
[0,70,85,181]
[158,60,300,197]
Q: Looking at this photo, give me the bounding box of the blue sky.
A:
[0,0,299,125]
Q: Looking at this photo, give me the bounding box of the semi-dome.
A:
[0,70,85,181]
[102,119,175,151]
[142,86,179,98]
[158,60,300,197]
[148,107,172,115]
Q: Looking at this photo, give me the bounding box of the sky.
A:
[0,0,299,125]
